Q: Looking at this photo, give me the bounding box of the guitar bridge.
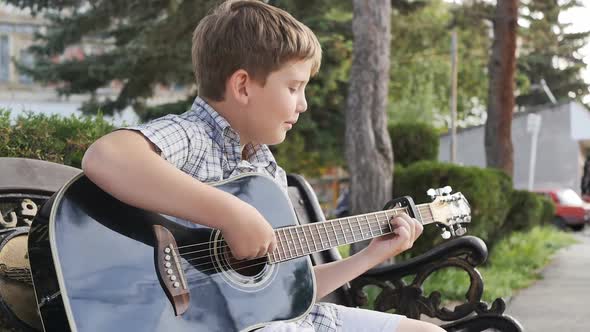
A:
[153,225,190,316]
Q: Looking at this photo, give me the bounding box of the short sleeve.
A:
[123,115,203,171]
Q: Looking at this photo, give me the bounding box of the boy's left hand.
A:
[364,213,423,266]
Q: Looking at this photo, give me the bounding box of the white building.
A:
[439,101,590,194]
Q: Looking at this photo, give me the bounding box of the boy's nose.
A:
[297,96,308,113]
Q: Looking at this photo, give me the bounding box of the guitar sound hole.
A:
[223,248,267,277]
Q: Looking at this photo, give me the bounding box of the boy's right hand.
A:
[220,198,277,260]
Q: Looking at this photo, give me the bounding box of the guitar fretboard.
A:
[268,204,434,263]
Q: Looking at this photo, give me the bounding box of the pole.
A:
[450,28,458,163]
[527,113,542,191]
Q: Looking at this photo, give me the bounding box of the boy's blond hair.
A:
[192,0,322,101]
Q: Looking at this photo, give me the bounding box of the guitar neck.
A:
[269,203,434,263]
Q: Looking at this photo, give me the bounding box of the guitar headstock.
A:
[427,186,471,239]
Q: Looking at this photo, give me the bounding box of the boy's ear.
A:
[227,69,250,105]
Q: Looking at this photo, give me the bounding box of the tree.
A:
[583,155,590,197]
[516,0,590,108]
[485,0,518,177]
[8,0,217,116]
[389,0,492,127]
[345,0,393,256]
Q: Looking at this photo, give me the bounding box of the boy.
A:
[82,1,443,331]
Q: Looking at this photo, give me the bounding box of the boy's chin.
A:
[266,133,287,146]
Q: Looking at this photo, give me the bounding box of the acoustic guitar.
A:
[28,173,470,332]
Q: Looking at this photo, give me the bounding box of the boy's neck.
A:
[203,96,251,160]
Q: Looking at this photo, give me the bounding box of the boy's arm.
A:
[312,214,423,300]
[83,130,235,228]
[82,129,276,259]
[312,249,374,300]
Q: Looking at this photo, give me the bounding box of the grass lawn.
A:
[338,225,576,308]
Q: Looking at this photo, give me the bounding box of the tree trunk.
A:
[346,0,394,255]
[582,155,590,196]
[485,0,518,177]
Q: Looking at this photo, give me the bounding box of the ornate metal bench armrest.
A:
[361,235,487,280]
[350,235,522,331]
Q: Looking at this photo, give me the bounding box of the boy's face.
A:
[243,59,311,145]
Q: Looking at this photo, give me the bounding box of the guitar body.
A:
[28,173,315,332]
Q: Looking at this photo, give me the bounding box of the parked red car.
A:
[535,189,590,231]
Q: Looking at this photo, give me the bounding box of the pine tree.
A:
[517,0,590,107]
[8,0,217,116]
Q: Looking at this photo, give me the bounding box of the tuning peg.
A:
[441,186,452,195]
[455,225,467,236]
[427,188,437,200]
[441,229,451,239]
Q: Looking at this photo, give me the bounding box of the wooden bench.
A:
[0,158,523,331]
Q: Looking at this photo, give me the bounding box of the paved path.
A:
[506,228,590,332]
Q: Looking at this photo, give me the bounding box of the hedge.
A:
[393,160,513,256]
[389,122,439,167]
[504,190,548,231]
[0,110,115,168]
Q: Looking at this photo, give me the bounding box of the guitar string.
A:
[180,220,400,283]
[178,212,419,262]
[174,206,433,256]
[179,218,393,268]
[179,214,428,278]
[174,205,431,251]
[176,210,436,260]
[181,213,457,284]
[178,220,441,268]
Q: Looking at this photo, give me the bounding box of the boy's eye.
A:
[289,87,297,93]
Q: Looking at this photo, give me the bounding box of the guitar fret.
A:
[416,206,424,224]
[279,229,291,260]
[275,230,284,261]
[330,221,341,246]
[288,228,299,257]
[322,222,332,249]
[348,219,357,242]
[301,225,312,254]
[338,219,348,243]
[355,216,363,240]
[307,225,316,252]
[386,210,393,232]
[366,215,374,238]
[313,224,322,251]
[295,227,306,256]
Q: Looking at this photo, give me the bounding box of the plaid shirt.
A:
[126,97,341,332]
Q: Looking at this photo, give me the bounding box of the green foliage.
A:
[388,122,439,166]
[7,0,216,115]
[420,226,575,304]
[504,190,545,232]
[393,161,513,256]
[517,0,590,107]
[271,131,323,177]
[388,0,490,126]
[272,1,353,168]
[0,109,114,168]
[539,194,556,224]
[355,226,575,309]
